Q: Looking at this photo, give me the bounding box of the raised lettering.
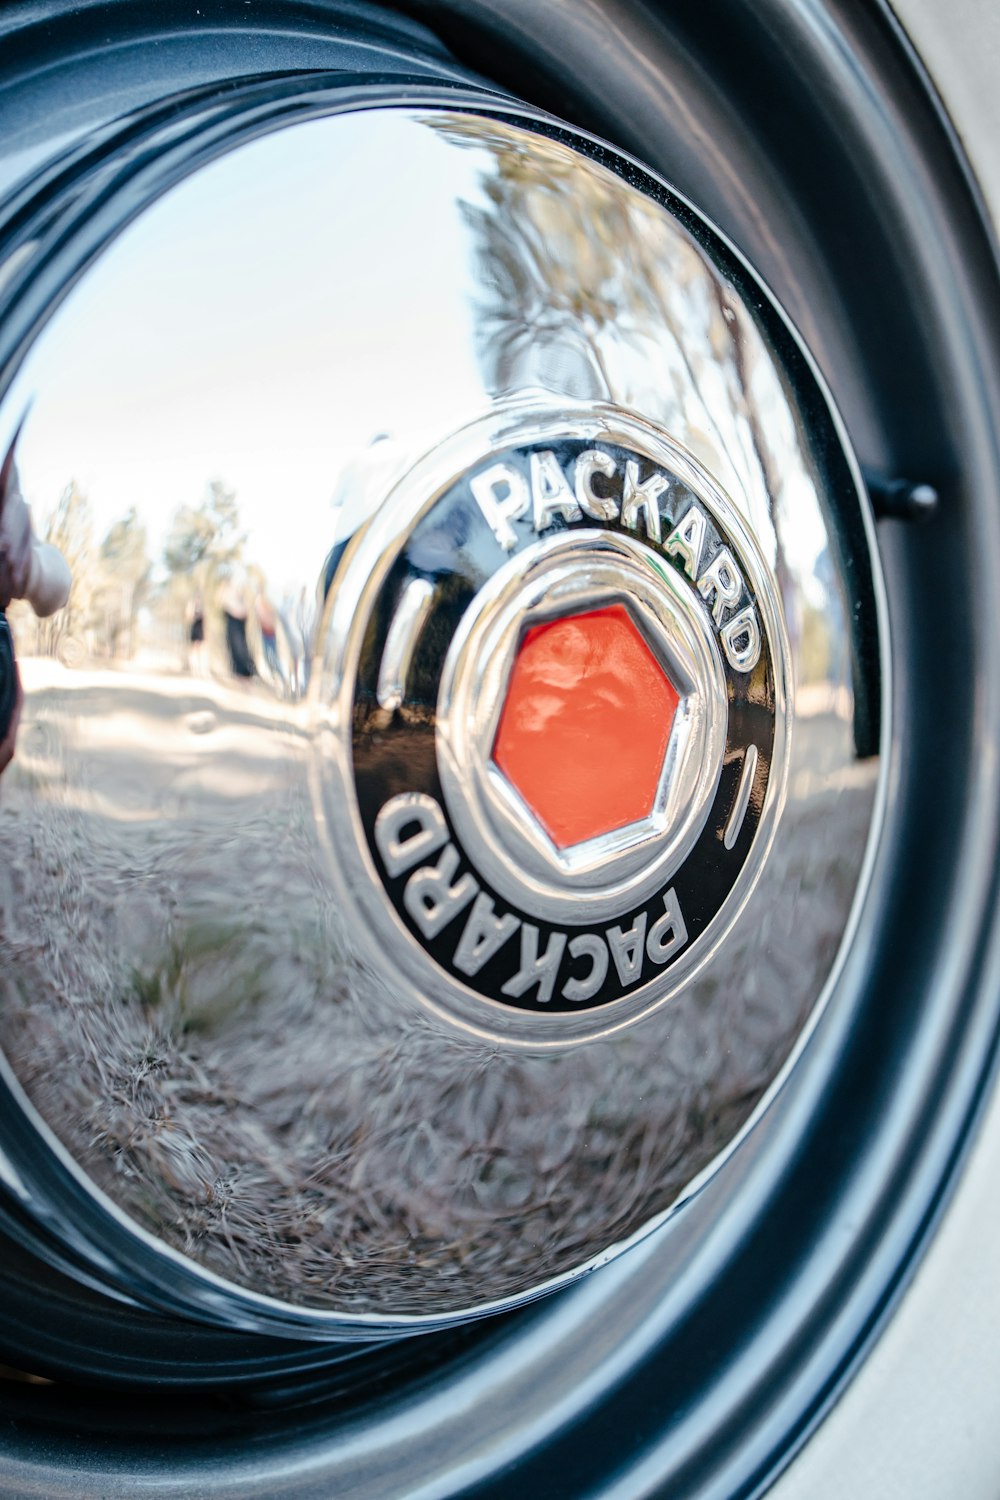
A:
[501,923,567,1004]
[721,604,762,672]
[606,913,648,986]
[470,461,530,551]
[620,460,665,543]
[453,892,520,976]
[665,505,706,579]
[698,547,743,626]
[562,933,609,1002]
[403,844,477,938]
[645,889,688,964]
[374,793,448,878]
[530,449,582,531]
[574,449,619,521]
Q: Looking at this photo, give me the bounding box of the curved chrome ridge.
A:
[0,96,884,1333]
[724,744,759,851]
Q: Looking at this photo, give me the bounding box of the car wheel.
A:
[0,2,998,1496]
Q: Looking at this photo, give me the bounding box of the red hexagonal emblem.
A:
[491,603,680,848]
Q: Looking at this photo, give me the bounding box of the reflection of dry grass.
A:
[0,668,877,1316]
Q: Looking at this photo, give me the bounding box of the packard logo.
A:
[317,410,790,1037]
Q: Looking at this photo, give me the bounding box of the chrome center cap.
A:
[319,409,790,1039]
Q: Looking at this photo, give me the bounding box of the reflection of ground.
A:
[0,661,878,1316]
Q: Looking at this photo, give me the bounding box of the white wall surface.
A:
[773,6,1000,1494]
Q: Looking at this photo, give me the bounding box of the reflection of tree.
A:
[429,119,785,555]
[429,117,856,720]
[163,479,244,577]
[436,120,658,399]
[7,479,254,668]
[94,507,150,660]
[30,479,95,661]
[44,477,92,654]
[10,485,153,663]
[161,479,253,673]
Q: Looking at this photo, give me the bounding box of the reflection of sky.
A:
[0,114,488,595]
[1,106,833,624]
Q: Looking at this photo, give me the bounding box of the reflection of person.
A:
[255,589,283,688]
[219,578,256,680]
[185,594,205,675]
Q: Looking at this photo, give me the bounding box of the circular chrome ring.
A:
[316,400,793,1043]
[437,529,728,922]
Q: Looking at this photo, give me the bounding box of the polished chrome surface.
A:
[0,103,884,1329]
[376,576,436,713]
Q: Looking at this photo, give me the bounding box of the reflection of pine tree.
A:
[163,479,244,576]
[429,119,785,557]
[437,121,641,399]
[9,485,153,662]
[161,480,249,663]
[95,507,150,660]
